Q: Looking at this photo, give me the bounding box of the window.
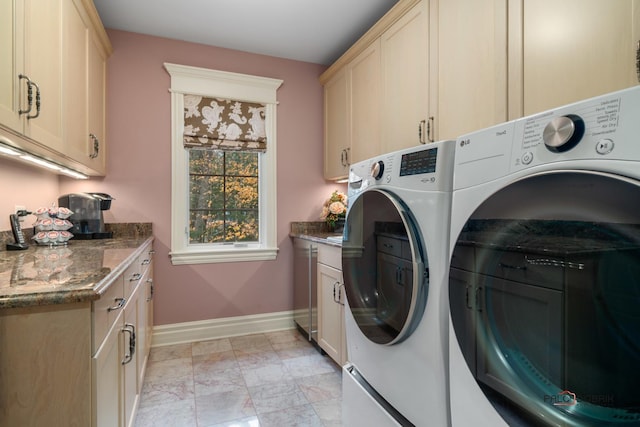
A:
[189,150,259,243]
[165,63,283,264]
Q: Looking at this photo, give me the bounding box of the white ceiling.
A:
[93,0,399,66]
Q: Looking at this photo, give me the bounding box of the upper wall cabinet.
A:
[508,0,640,118]
[323,40,383,181]
[0,0,111,176]
[430,0,508,141]
[380,0,429,153]
[323,0,640,170]
[323,68,350,181]
[320,0,427,181]
[0,0,65,152]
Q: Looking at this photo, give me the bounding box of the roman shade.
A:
[183,95,267,152]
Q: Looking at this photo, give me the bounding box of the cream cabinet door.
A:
[381,0,429,153]
[0,0,24,133]
[318,262,345,365]
[0,0,63,149]
[24,0,64,151]
[510,0,639,118]
[63,0,90,164]
[93,310,124,427]
[87,31,108,175]
[324,68,350,180]
[431,0,508,140]
[349,40,382,164]
[123,286,140,427]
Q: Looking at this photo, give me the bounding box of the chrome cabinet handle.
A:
[107,297,126,312]
[636,40,640,83]
[146,278,154,302]
[129,273,142,282]
[338,283,345,306]
[27,81,40,120]
[418,119,426,144]
[141,259,151,265]
[18,74,33,116]
[89,133,99,158]
[121,323,136,365]
[427,116,434,142]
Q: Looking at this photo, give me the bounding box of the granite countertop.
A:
[290,221,343,247]
[0,231,153,309]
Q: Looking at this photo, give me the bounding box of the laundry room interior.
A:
[1,0,640,426]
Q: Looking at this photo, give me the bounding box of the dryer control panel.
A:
[510,86,640,171]
[454,85,640,190]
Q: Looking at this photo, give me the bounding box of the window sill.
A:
[170,247,279,265]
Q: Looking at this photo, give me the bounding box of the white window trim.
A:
[164,63,283,264]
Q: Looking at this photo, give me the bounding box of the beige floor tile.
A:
[139,374,194,409]
[195,389,256,426]
[192,338,233,356]
[296,371,343,403]
[149,342,192,362]
[144,356,193,382]
[134,399,197,427]
[195,366,247,396]
[136,329,343,426]
[258,404,324,427]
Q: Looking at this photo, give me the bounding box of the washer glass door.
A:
[450,171,640,426]
[342,188,427,345]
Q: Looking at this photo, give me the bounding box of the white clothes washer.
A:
[342,140,455,427]
[448,86,640,426]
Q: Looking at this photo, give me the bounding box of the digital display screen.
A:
[399,147,438,176]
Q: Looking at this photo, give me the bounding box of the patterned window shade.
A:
[183,95,267,152]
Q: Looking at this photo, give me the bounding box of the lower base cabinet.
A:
[0,239,154,427]
[317,243,347,366]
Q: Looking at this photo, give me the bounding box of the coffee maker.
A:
[58,193,114,239]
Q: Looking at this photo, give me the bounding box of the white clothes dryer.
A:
[448,86,640,426]
[342,140,455,427]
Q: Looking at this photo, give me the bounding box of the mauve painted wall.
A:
[58,29,342,325]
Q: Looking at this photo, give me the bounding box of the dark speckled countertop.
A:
[0,224,153,309]
[456,219,640,256]
[289,221,343,247]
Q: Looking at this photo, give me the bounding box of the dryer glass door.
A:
[450,171,640,426]
[342,189,427,345]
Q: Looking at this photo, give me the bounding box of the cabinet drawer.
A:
[318,244,342,269]
[93,275,124,353]
[123,260,142,299]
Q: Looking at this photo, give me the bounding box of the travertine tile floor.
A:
[134,330,343,427]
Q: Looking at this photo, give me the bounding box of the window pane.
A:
[226,210,259,242]
[190,211,225,243]
[188,149,259,245]
[226,152,258,176]
[189,150,224,175]
[227,177,258,209]
[190,176,223,209]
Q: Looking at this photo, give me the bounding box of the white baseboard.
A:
[151,310,296,347]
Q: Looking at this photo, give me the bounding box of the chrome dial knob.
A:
[542,114,585,152]
[370,161,384,180]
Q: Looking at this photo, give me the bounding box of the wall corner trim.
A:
[151,310,295,347]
